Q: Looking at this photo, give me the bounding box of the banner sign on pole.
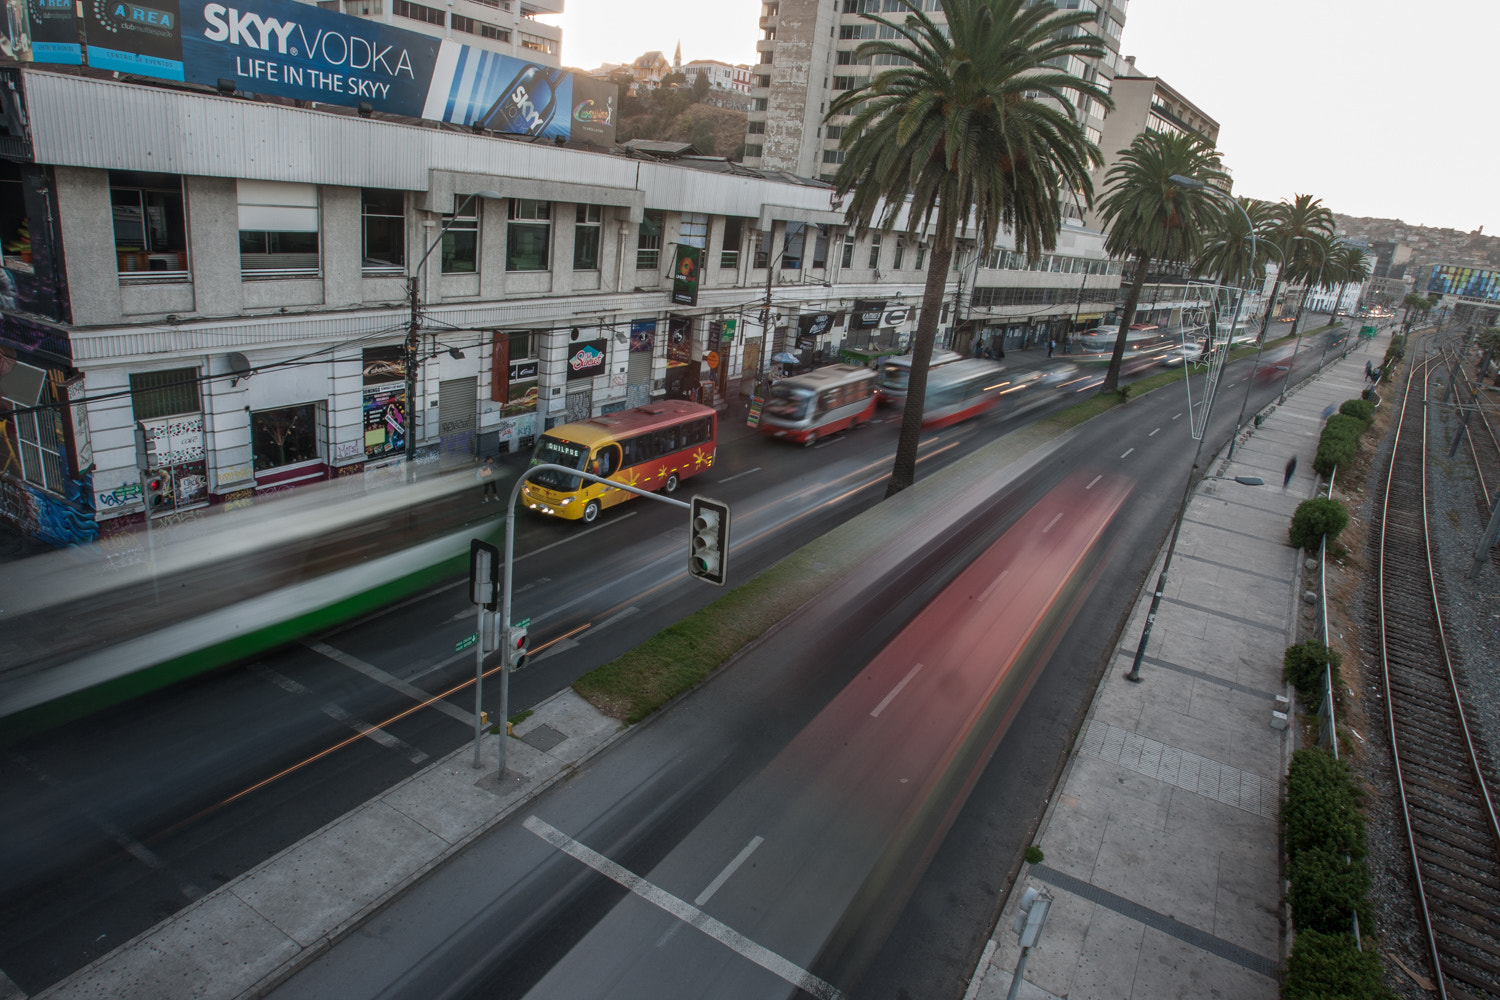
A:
[672,244,701,306]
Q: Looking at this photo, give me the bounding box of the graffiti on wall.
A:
[0,469,99,547]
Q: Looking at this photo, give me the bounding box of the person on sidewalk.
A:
[1283,455,1298,490]
[1047,339,1055,358]
[477,455,499,502]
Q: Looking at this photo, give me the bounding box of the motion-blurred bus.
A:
[876,350,964,406]
[759,364,878,446]
[522,400,716,522]
[921,359,1009,429]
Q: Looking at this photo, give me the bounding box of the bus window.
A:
[592,443,622,477]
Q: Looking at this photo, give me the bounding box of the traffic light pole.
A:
[497,464,693,777]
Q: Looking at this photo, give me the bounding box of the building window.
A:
[841,233,855,268]
[238,180,319,277]
[720,216,743,269]
[915,243,926,269]
[743,144,763,158]
[573,204,601,270]
[755,74,770,89]
[506,198,550,272]
[753,228,772,269]
[498,330,540,416]
[393,0,444,25]
[637,209,664,270]
[520,33,553,54]
[894,239,905,270]
[868,234,881,269]
[110,171,188,277]
[782,222,805,269]
[824,125,844,140]
[752,98,768,111]
[679,212,709,250]
[812,226,829,268]
[442,203,479,273]
[822,149,845,164]
[3,377,64,494]
[747,120,766,135]
[130,367,201,421]
[361,189,405,274]
[251,403,320,472]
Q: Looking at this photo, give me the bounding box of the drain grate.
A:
[521,724,567,752]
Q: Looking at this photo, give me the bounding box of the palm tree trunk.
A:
[886,233,955,497]
[1101,250,1150,395]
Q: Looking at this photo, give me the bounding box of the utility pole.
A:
[405,274,420,466]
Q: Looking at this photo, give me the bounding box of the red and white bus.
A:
[921,359,1009,429]
[876,350,964,406]
[759,364,878,446]
[521,400,716,523]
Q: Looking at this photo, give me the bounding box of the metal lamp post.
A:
[405,189,503,467]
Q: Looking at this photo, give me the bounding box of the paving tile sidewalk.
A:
[966,327,1394,1000]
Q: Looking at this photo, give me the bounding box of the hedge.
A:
[1338,398,1375,428]
[1284,748,1365,862]
[1289,496,1349,552]
[1283,639,1343,703]
[1282,929,1393,1000]
[1289,846,1373,936]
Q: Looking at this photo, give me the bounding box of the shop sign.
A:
[719,318,737,344]
[883,306,910,327]
[672,245,702,306]
[666,315,692,363]
[566,339,608,381]
[630,319,657,353]
[851,299,886,329]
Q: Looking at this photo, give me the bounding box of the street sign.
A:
[455,632,478,652]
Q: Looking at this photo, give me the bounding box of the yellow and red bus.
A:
[520,400,716,522]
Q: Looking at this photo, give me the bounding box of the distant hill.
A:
[617,100,747,160]
[1335,213,1500,276]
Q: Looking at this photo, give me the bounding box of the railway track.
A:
[1377,345,1500,1000]
[1440,338,1500,514]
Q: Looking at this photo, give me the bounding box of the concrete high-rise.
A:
[303,0,563,66]
[743,0,1127,191]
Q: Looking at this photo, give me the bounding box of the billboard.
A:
[1427,265,1500,304]
[27,0,614,142]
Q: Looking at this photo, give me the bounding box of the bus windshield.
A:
[531,435,589,491]
[765,386,813,420]
[879,362,909,391]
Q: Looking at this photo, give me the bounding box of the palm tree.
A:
[1324,243,1372,328]
[1094,130,1227,394]
[828,0,1110,496]
[1285,229,1335,340]
[1192,196,1274,342]
[1401,291,1434,333]
[1264,195,1334,340]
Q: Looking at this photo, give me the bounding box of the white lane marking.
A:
[524,816,846,1000]
[256,663,431,764]
[696,835,766,906]
[977,569,1011,603]
[716,467,762,484]
[1041,512,1064,534]
[595,605,641,631]
[870,663,924,718]
[1120,448,1135,459]
[306,641,473,725]
[1148,427,1161,437]
[1172,412,1183,420]
[10,752,206,902]
[1085,475,1102,491]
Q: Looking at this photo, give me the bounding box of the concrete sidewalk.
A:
[965,327,1392,999]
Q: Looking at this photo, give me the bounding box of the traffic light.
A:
[504,624,528,670]
[1012,886,1052,948]
[688,496,731,587]
[144,470,168,513]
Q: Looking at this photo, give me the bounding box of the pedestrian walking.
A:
[1282,455,1298,491]
[477,455,499,502]
[1047,339,1055,358]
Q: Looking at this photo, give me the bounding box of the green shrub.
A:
[1282,929,1392,1000]
[1289,846,1373,935]
[1338,398,1375,428]
[1289,497,1349,551]
[1284,748,1365,861]
[1283,640,1343,701]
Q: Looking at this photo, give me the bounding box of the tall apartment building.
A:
[309,0,563,65]
[742,0,1127,188]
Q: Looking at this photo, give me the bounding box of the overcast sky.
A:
[551,0,1496,235]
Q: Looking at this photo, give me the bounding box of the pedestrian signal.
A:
[505,624,528,670]
[144,471,168,512]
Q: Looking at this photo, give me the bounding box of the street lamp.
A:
[1278,236,1336,404]
[405,189,503,465]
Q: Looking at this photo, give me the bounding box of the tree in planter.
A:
[828,0,1110,496]
[1283,639,1344,703]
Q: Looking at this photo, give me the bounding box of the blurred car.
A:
[1159,344,1205,368]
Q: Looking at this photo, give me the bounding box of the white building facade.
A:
[301,0,564,64]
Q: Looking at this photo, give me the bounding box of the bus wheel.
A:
[582,500,600,523]
[664,473,679,493]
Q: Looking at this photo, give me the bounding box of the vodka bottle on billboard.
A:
[481,64,564,136]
